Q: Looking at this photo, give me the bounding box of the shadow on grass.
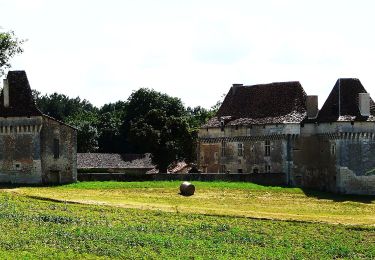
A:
[301,188,375,204]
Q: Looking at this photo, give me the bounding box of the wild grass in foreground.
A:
[0,192,374,259]
[12,181,375,226]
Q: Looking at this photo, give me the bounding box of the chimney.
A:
[306,95,318,119]
[232,83,243,95]
[3,79,9,108]
[358,93,370,116]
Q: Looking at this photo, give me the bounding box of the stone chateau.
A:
[198,79,375,195]
[0,71,77,184]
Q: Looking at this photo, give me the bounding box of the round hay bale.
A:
[180,181,195,196]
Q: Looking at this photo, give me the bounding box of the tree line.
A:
[33,89,219,172]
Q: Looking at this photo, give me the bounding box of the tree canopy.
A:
[34,87,219,171]
[123,88,194,172]
[0,30,25,76]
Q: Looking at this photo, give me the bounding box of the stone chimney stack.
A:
[3,79,9,108]
[306,95,318,119]
[358,93,370,116]
[232,84,243,95]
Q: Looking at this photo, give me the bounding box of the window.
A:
[331,143,336,156]
[53,138,60,159]
[237,169,243,173]
[220,165,226,173]
[15,163,21,170]
[265,164,271,173]
[253,168,259,174]
[265,140,271,156]
[221,140,226,157]
[237,143,244,156]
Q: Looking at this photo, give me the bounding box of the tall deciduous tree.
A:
[35,92,97,121]
[0,30,25,75]
[65,111,99,153]
[97,101,128,153]
[124,88,194,172]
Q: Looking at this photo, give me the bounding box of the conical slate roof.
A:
[317,78,375,122]
[0,71,43,117]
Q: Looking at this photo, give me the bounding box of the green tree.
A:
[186,106,215,129]
[35,92,97,121]
[34,91,100,153]
[0,30,25,76]
[66,111,99,153]
[97,101,128,153]
[124,88,193,172]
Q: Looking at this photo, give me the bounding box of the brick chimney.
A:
[306,95,318,119]
[3,79,9,108]
[358,93,370,116]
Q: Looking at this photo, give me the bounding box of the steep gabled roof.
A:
[0,71,43,117]
[318,78,375,122]
[204,81,307,127]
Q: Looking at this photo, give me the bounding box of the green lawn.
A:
[0,181,374,259]
[9,181,375,225]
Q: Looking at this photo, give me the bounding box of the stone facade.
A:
[0,71,77,184]
[198,79,375,195]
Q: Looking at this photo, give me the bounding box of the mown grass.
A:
[0,192,374,259]
[11,181,375,226]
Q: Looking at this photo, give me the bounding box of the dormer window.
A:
[220,120,225,131]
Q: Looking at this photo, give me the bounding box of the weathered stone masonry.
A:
[198,79,375,195]
[0,71,77,184]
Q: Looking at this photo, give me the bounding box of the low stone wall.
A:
[78,172,286,186]
[337,167,375,195]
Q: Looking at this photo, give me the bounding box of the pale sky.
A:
[1,0,375,109]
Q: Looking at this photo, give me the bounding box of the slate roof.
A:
[0,71,43,117]
[204,82,307,127]
[317,78,375,122]
[77,153,154,169]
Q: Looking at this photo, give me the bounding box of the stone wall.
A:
[199,142,221,172]
[198,121,375,195]
[0,117,43,183]
[292,135,337,192]
[337,167,375,195]
[199,139,287,175]
[40,117,77,184]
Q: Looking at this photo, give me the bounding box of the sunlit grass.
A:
[0,192,373,259]
[9,181,375,226]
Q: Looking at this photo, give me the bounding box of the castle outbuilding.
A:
[198,79,375,195]
[0,71,77,184]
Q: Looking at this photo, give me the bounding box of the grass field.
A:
[0,181,374,259]
[9,181,375,225]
